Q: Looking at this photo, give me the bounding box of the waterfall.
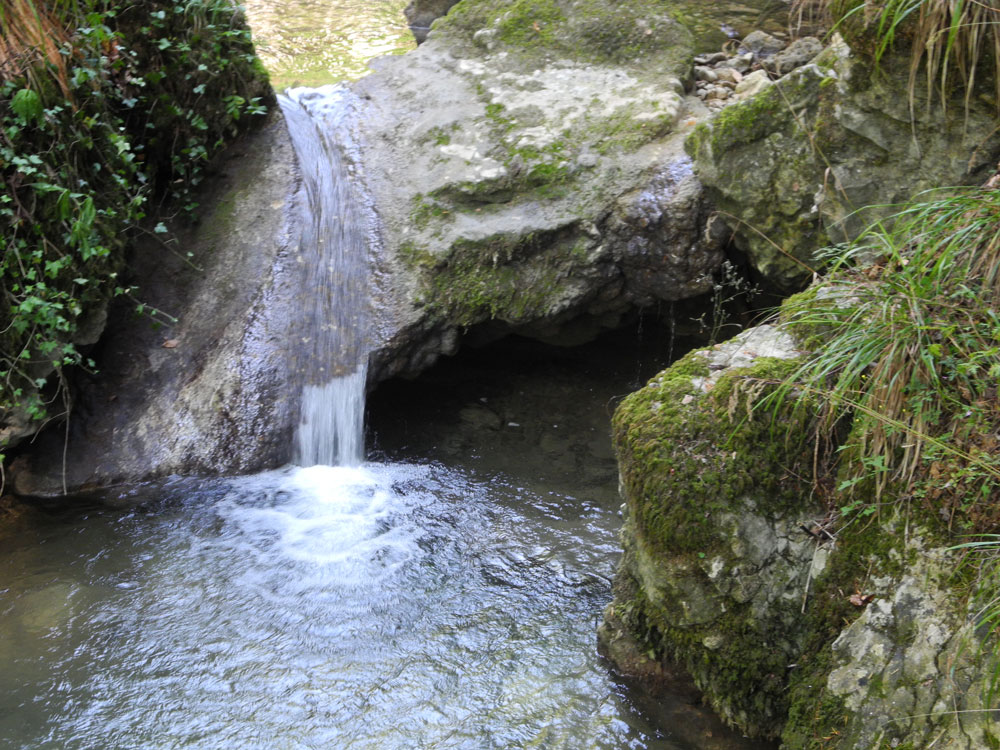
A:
[279,85,372,467]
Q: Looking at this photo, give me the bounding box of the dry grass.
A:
[0,0,78,96]
[794,0,1000,114]
[774,183,1000,519]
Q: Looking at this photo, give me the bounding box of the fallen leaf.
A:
[532,21,541,31]
[681,394,695,405]
[162,338,180,349]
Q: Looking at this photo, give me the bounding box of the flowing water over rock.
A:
[279,86,372,466]
[0,4,791,747]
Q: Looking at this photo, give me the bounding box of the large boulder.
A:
[600,325,821,737]
[9,113,303,493]
[686,37,1000,291]
[357,0,732,379]
[602,318,1000,747]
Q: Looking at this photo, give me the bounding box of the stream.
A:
[0,3,784,748]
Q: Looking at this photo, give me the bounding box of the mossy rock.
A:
[687,39,1000,293]
[610,325,825,737]
[437,0,694,75]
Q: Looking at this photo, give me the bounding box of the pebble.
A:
[714,67,743,84]
[694,52,728,66]
[694,65,719,83]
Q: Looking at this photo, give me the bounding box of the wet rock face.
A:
[11,0,722,492]
[10,114,303,494]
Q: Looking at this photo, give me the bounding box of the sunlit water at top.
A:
[243,0,415,88]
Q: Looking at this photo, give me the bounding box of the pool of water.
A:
[0,327,773,750]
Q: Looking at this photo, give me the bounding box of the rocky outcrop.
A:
[9,113,303,494]
[687,35,1000,290]
[601,318,1000,747]
[10,0,729,492]
[357,0,730,379]
[600,325,820,737]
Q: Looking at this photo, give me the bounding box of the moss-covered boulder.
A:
[351,0,742,378]
[686,36,1000,291]
[604,318,1000,747]
[600,324,821,737]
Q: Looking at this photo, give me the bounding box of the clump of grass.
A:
[797,0,1000,114]
[772,185,1000,525]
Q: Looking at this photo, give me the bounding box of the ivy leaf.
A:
[11,88,43,125]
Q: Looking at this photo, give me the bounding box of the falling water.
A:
[279,85,371,467]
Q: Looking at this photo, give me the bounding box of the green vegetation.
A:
[766,185,1000,743]
[806,0,1000,112]
[1,0,270,436]
[414,231,575,327]
[775,187,1000,530]
[614,351,815,557]
[438,0,693,72]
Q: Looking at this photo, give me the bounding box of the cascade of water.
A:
[279,85,371,467]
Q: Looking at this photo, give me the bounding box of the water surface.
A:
[243,0,414,88]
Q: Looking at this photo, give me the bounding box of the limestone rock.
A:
[764,35,823,76]
[738,29,786,60]
[687,37,1000,290]
[604,315,1000,748]
[604,324,819,738]
[357,0,727,380]
[9,113,303,493]
[11,0,724,492]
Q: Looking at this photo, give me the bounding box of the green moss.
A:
[437,0,693,73]
[591,109,676,154]
[608,348,831,737]
[495,0,566,46]
[614,352,813,559]
[407,227,585,327]
[709,85,793,154]
[0,0,271,430]
[411,193,453,228]
[691,65,835,159]
[424,126,452,146]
